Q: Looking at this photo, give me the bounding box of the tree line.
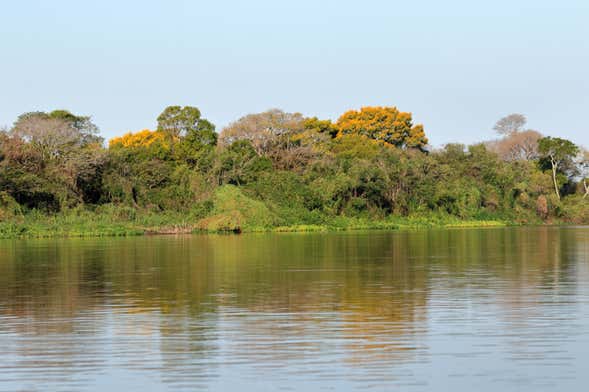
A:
[1,105,588,230]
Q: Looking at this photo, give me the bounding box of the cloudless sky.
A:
[1,0,588,147]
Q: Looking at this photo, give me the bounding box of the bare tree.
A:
[219,109,305,156]
[487,129,543,161]
[7,111,105,205]
[11,113,83,164]
[493,113,527,136]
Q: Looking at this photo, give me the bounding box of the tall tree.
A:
[157,106,201,139]
[538,137,579,200]
[156,106,216,152]
[5,110,105,208]
[493,113,527,136]
[11,110,102,165]
[157,106,217,162]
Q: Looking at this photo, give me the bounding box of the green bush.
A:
[196,185,278,232]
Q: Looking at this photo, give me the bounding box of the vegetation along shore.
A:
[1,106,588,239]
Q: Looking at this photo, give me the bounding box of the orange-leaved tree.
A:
[336,106,428,150]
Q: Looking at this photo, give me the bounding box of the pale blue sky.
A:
[1,0,588,147]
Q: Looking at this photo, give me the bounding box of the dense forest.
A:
[1,105,588,237]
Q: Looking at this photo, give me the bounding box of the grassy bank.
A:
[270,217,507,233]
[0,207,510,239]
[0,186,522,239]
[0,206,192,239]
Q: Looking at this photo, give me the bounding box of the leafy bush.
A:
[196,185,278,232]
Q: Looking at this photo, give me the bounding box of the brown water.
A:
[1,227,588,391]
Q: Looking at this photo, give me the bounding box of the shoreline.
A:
[0,217,519,239]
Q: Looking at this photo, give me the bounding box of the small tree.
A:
[536,195,549,219]
[538,137,579,200]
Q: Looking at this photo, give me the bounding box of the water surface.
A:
[1,227,588,391]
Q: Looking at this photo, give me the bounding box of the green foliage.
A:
[157,106,204,138]
[560,196,589,224]
[303,116,337,137]
[538,137,580,166]
[0,191,22,220]
[215,140,272,185]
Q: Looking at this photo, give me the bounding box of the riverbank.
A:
[0,208,511,239]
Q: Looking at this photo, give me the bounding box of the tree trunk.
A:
[583,179,589,199]
[551,156,560,200]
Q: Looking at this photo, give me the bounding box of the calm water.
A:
[1,227,589,391]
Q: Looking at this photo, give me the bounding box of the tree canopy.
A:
[538,136,580,199]
[2,106,588,234]
[219,109,305,156]
[156,106,216,148]
[493,113,527,136]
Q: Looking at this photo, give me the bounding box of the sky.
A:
[1,0,588,147]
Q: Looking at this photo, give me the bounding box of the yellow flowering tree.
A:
[336,106,428,150]
[109,129,168,149]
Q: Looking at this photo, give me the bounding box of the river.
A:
[1,227,588,391]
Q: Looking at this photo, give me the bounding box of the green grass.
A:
[0,198,511,240]
[272,224,329,233]
[0,213,509,239]
[0,213,143,238]
[0,205,197,239]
